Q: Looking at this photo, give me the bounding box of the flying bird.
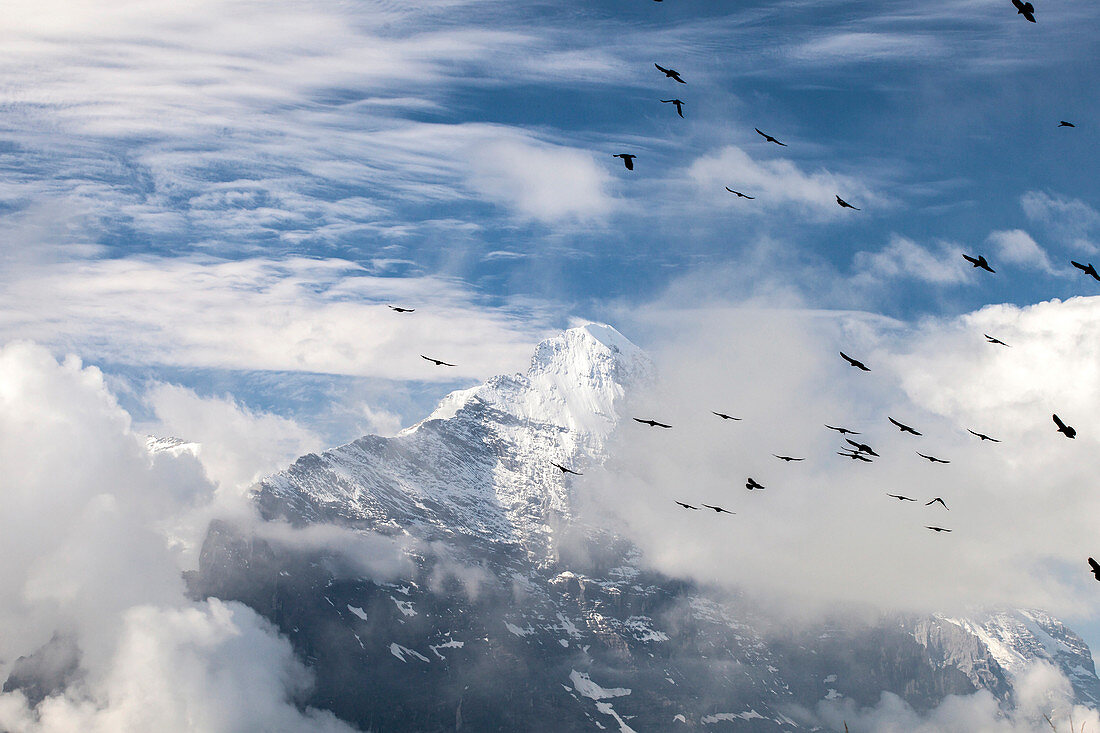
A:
[926,497,949,510]
[925,526,953,533]
[712,411,742,421]
[1011,0,1035,22]
[825,424,860,435]
[388,305,414,313]
[745,477,766,490]
[888,417,922,436]
[654,63,686,83]
[550,462,582,476]
[725,187,755,199]
[967,429,1001,443]
[613,153,636,171]
[839,352,870,371]
[984,334,1010,347]
[773,454,805,462]
[634,417,672,428]
[1059,120,1076,128]
[674,501,700,510]
[838,450,873,462]
[916,452,950,464]
[1089,558,1100,581]
[835,195,860,210]
[887,494,916,502]
[701,504,735,515]
[1053,413,1076,439]
[963,253,996,273]
[1071,261,1100,281]
[420,355,456,367]
[661,99,685,117]
[755,128,786,146]
[845,438,880,457]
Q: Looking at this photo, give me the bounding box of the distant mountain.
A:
[184,324,1100,731]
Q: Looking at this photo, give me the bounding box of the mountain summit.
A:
[186,325,1100,732]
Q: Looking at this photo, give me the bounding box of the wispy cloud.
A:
[853,235,968,285]
[987,229,1059,275]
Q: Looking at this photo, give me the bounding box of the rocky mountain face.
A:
[186,324,1100,731]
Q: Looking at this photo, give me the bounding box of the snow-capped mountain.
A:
[183,324,1100,731]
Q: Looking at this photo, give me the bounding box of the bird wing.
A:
[655,421,672,428]
[1090,558,1100,572]
[1072,260,1087,271]
[655,63,667,73]
[1053,414,1067,429]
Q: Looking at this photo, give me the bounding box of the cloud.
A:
[1021,192,1100,254]
[144,383,324,492]
[688,146,879,219]
[0,255,551,381]
[790,32,948,65]
[809,662,1097,732]
[853,235,968,285]
[0,341,408,730]
[987,229,1058,274]
[579,295,1100,617]
[463,135,616,223]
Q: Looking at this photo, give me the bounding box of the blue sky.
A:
[5,0,1100,650]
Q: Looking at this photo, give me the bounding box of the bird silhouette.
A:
[388,305,415,313]
[887,494,916,502]
[963,254,995,273]
[634,417,672,428]
[1071,261,1100,281]
[755,128,786,146]
[745,477,765,490]
[889,417,922,436]
[916,452,950,464]
[984,334,1010,347]
[1012,0,1035,22]
[926,497,949,510]
[661,99,684,117]
[675,501,700,510]
[1053,413,1076,439]
[1059,120,1076,128]
[967,429,1001,442]
[712,411,742,421]
[835,195,860,210]
[925,526,953,533]
[725,187,755,199]
[613,153,636,171]
[845,439,880,457]
[420,355,456,367]
[1089,558,1100,581]
[839,352,870,371]
[838,450,873,462]
[550,462,582,476]
[701,504,735,515]
[654,63,686,83]
[773,454,805,462]
[825,424,860,435]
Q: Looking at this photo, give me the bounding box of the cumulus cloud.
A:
[688,146,880,219]
[0,255,550,381]
[0,341,409,730]
[987,229,1058,274]
[581,295,1100,617]
[853,235,968,285]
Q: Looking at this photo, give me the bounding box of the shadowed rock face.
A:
[181,325,1100,731]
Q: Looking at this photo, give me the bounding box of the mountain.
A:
[186,324,1100,731]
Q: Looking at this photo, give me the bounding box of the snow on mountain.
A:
[255,323,652,556]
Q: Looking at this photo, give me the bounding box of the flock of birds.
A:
[384,1,1100,581]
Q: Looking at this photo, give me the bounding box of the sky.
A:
[3,0,1100,728]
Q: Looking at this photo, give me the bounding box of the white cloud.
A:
[987,229,1058,274]
[688,146,879,219]
[853,235,968,284]
[144,384,324,492]
[0,341,403,730]
[1021,192,1100,254]
[791,32,947,64]
[580,295,1100,618]
[0,255,550,381]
